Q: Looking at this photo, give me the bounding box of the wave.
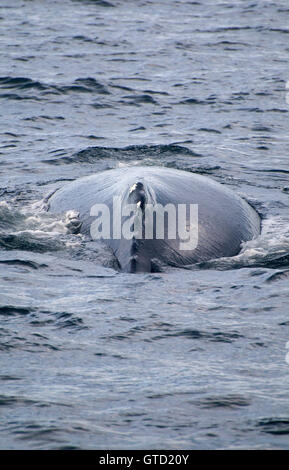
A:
[194,394,251,409]
[0,259,48,270]
[0,306,34,317]
[257,418,289,435]
[0,76,110,101]
[0,201,80,253]
[72,0,115,6]
[189,215,289,271]
[45,144,202,165]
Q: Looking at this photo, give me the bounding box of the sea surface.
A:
[1,0,289,450]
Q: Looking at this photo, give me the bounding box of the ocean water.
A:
[0,0,289,450]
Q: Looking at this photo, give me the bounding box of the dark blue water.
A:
[1,0,289,450]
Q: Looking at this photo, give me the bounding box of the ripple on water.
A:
[193,394,251,409]
[257,418,289,435]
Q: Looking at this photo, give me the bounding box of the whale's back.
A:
[48,166,261,272]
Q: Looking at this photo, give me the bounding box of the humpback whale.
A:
[47,166,261,272]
